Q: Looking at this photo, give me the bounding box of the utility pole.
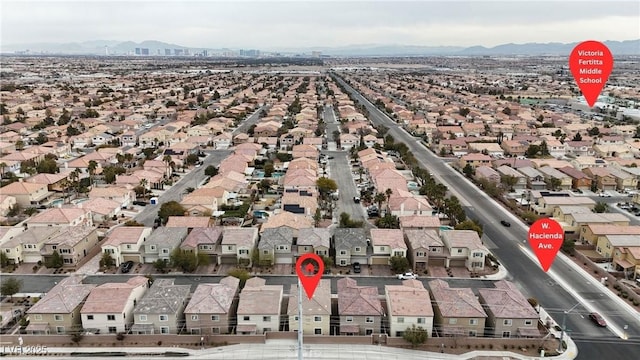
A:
[298,277,303,360]
[558,303,580,352]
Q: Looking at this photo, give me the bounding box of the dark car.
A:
[500,220,511,227]
[352,262,361,273]
[133,201,147,206]
[120,261,134,273]
[588,312,607,327]
[353,196,361,203]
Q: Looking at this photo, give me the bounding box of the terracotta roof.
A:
[429,279,487,318]
[337,278,383,316]
[385,280,433,317]
[184,276,240,314]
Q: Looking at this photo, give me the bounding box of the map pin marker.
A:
[296,253,324,299]
[528,218,564,272]
[569,40,614,107]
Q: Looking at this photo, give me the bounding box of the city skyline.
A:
[1,1,639,50]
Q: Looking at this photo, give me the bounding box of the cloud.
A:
[1,1,638,47]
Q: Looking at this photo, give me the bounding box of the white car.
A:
[397,272,418,280]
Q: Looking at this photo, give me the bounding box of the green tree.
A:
[525,144,540,158]
[500,175,518,192]
[462,163,474,178]
[402,325,428,348]
[374,192,387,211]
[263,162,274,177]
[36,158,59,174]
[455,219,484,237]
[313,208,322,227]
[228,268,251,289]
[45,250,63,268]
[158,201,186,224]
[390,256,410,273]
[204,165,218,177]
[35,132,48,144]
[0,278,22,301]
[375,213,400,229]
[153,259,168,273]
[502,107,512,116]
[99,251,115,268]
[339,212,363,228]
[593,202,609,213]
[170,248,199,272]
[444,196,466,226]
[185,153,199,165]
[87,160,98,186]
[572,132,583,141]
[0,252,9,267]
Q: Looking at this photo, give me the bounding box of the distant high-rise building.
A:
[184,49,190,56]
[105,46,109,56]
[312,51,321,58]
[239,49,260,57]
[202,50,208,57]
[141,48,149,55]
[174,49,183,56]
[165,48,171,56]
[135,48,141,55]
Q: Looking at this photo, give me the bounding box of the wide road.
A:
[133,150,232,226]
[233,105,267,135]
[332,73,640,359]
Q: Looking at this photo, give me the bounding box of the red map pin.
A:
[528,218,564,272]
[569,40,614,107]
[296,253,324,299]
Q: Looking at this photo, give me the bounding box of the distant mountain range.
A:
[2,39,638,56]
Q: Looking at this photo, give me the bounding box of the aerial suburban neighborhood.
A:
[0,37,639,359]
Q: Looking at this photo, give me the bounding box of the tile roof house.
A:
[236,277,283,335]
[131,279,191,334]
[39,226,99,268]
[288,279,331,335]
[260,211,312,237]
[180,227,223,262]
[0,181,50,207]
[81,276,149,334]
[258,227,294,265]
[165,216,212,228]
[26,208,93,227]
[296,227,331,258]
[385,280,434,337]
[0,226,62,264]
[429,279,487,337]
[26,276,96,334]
[478,280,540,338]
[440,230,488,271]
[404,229,444,271]
[101,226,152,266]
[184,276,240,335]
[337,277,384,335]
[143,227,188,264]
[369,229,407,265]
[333,228,369,267]
[221,227,259,266]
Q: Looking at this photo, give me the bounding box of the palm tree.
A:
[385,188,393,205]
[0,162,6,178]
[374,192,387,212]
[163,155,172,177]
[70,168,81,196]
[87,160,98,187]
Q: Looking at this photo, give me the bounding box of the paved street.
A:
[332,74,640,359]
[324,151,367,224]
[133,150,232,226]
[233,105,267,135]
[322,104,339,151]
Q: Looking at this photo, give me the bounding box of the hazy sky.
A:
[1,0,639,49]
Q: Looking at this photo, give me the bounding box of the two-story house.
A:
[440,230,488,271]
[333,228,368,267]
[40,226,99,268]
[101,226,153,266]
[386,280,434,337]
[25,277,96,334]
[0,227,62,264]
[369,229,407,265]
[478,280,540,338]
[296,227,331,258]
[184,276,240,335]
[220,227,258,266]
[337,278,384,335]
[131,279,191,334]
[258,227,294,266]
[429,279,487,337]
[180,227,222,264]
[143,227,188,264]
[236,277,283,335]
[404,229,443,271]
[288,279,331,335]
[80,276,149,334]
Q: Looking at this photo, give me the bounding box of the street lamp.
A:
[558,303,581,352]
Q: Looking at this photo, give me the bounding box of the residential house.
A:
[532,196,595,216]
[440,230,488,271]
[26,208,93,227]
[580,224,640,246]
[0,227,62,264]
[221,227,258,266]
[518,167,546,190]
[333,228,369,267]
[260,211,312,238]
[258,227,294,265]
[459,153,492,169]
[296,227,331,258]
[404,229,444,271]
[81,276,149,334]
[288,280,331,335]
[337,278,384,335]
[40,226,98,268]
[558,166,592,190]
[131,279,191,334]
[165,216,212,228]
[80,197,121,223]
[385,280,434,337]
[143,227,188,264]
[429,279,487,337]
[474,166,501,184]
[88,186,134,208]
[538,166,572,190]
[184,276,240,335]
[369,229,407,265]
[101,226,152,266]
[606,166,638,191]
[387,190,433,217]
[478,280,540,338]
[180,227,222,264]
[495,165,527,190]
[236,277,283,335]
[596,234,640,259]
[0,194,17,217]
[25,277,96,335]
[613,245,640,279]
[399,215,441,231]
[583,167,617,191]
[0,181,50,207]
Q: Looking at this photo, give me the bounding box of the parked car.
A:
[500,220,511,227]
[353,196,360,203]
[133,201,148,206]
[352,262,361,273]
[397,272,417,280]
[120,261,134,273]
[588,312,607,327]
